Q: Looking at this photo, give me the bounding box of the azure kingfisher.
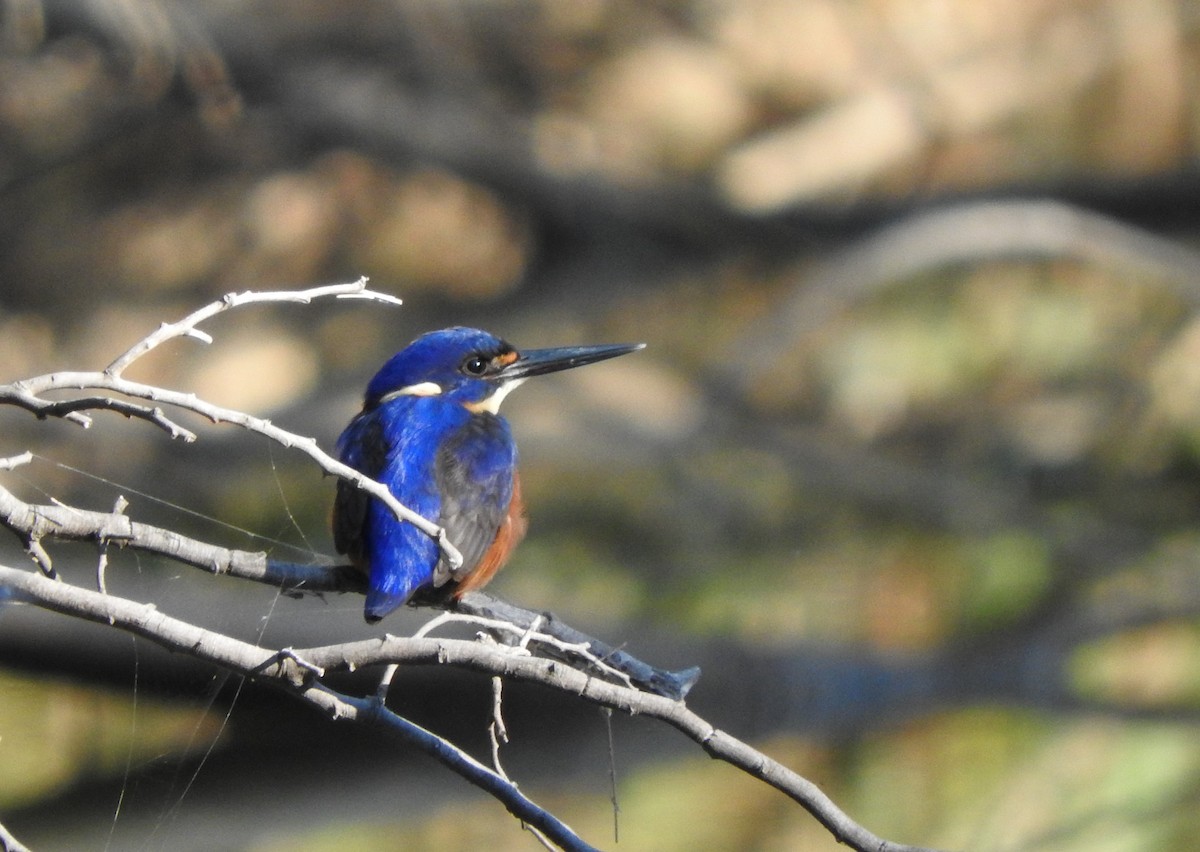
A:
[334,327,643,623]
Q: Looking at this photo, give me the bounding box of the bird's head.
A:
[365,327,644,414]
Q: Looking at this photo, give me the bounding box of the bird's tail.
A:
[364,587,411,623]
[362,578,424,624]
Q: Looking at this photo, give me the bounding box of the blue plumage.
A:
[334,327,642,623]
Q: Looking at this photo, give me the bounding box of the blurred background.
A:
[2,0,1200,849]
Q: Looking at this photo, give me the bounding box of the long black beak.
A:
[498,342,645,381]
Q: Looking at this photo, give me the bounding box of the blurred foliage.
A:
[248,715,1200,852]
[0,671,219,809]
[2,0,1200,850]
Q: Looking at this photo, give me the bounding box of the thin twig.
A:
[453,592,701,699]
[603,707,619,844]
[413,610,636,688]
[96,494,128,598]
[103,278,399,377]
[490,668,510,760]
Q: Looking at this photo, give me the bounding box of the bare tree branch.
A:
[0,473,351,592]
[0,564,936,852]
[450,591,701,701]
[730,198,1200,384]
[102,278,402,378]
[0,819,31,852]
[0,281,465,572]
[0,474,696,697]
[325,692,598,852]
[0,564,597,852]
[293,636,932,852]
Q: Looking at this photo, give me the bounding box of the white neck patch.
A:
[465,378,526,415]
[380,381,443,403]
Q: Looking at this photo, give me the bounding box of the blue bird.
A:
[334,327,643,622]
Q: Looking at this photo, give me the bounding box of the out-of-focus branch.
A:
[731,198,1200,382]
[0,564,936,852]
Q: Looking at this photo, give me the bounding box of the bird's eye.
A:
[462,355,488,376]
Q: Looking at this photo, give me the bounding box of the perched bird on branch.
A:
[335,327,643,622]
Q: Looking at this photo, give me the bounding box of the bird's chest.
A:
[377,400,514,493]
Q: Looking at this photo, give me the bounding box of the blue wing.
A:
[335,399,442,621]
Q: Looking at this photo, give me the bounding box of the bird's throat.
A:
[464,379,525,415]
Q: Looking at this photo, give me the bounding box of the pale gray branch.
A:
[0,564,936,852]
[0,819,30,852]
[0,564,595,852]
[0,478,354,592]
[295,635,932,852]
[103,278,400,377]
[4,375,461,568]
[0,479,695,697]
